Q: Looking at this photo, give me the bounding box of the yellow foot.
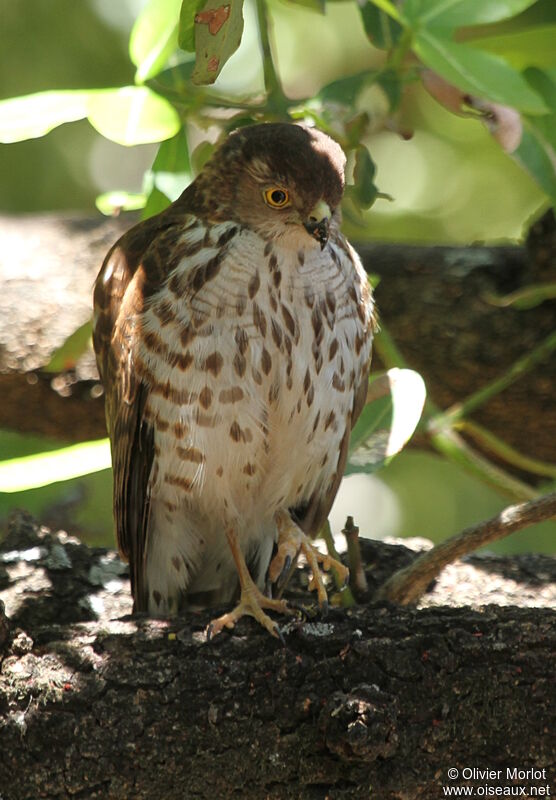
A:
[269,509,349,610]
[207,582,292,640]
[207,525,294,640]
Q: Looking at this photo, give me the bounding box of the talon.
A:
[208,526,295,640]
[274,509,347,612]
[275,626,286,646]
[206,623,214,642]
[276,554,292,591]
[320,599,329,619]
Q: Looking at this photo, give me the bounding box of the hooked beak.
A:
[303,200,331,250]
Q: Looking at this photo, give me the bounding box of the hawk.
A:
[93,123,376,638]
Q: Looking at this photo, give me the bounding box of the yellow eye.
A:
[263,187,290,208]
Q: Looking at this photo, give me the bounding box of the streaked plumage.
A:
[93,123,376,635]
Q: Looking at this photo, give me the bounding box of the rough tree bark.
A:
[1,512,554,800]
[1,210,554,463]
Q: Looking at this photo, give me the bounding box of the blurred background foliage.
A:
[0,0,555,553]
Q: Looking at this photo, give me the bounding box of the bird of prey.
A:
[93,123,376,638]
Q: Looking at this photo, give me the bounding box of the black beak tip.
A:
[304,218,330,249]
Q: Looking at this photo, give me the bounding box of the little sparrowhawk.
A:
[93,122,376,638]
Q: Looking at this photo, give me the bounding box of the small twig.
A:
[320,520,356,607]
[254,0,289,114]
[343,516,368,595]
[375,492,556,605]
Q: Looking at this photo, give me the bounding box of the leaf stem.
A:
[460,420,556,480]
[430,330,556,432]
[376,491,556,604]
[255,0,289,114]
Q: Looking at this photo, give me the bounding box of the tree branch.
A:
[375,491,556,604]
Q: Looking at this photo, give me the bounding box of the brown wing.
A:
[293,261,377,539]
[92,202,193,609]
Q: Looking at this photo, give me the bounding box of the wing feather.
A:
[92,202,194,609]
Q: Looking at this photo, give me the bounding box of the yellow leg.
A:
[269,509,349,609]
[208,527,293,640]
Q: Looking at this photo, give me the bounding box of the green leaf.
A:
[143,187,172,219]
[377,68,403,110]
[96,191,147,216]
[470,26,556,71]
[179,0,208,52]
[130,0,182,83]
[151,126,192,173]
[190,0,245,85]
[0,439,111,493]
[524,68,556,149]
[513,122,556,205]
[318,71,374,104]
[43,320,93,373]
[0,90,89,143]
[346,368,426,475]
[146,59,196,102]
[143,128,192,218]
[414,29,548,113]
[87,87,180,146]
[403,0,539,29]
[359,1,403,49]
[351,144,379,209]
[284,0,325,11]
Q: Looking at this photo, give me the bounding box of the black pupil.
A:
[271,190,286,205]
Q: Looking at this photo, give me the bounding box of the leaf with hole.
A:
[179,0,210,52]
[190,0,245,85]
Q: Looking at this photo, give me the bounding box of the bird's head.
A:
[193,123,346,250]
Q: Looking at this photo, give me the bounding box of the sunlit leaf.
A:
[96,191,147,215]
[87,87,180,145]
[346,368,426,475]
[43,320,93,373]
[359,1,403,49]
[191,0,245,85]
[414,30,548,114]
[0,439,111,493]
[403,0,539,29]
[0,91,89,143]
[130,0,182,83]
